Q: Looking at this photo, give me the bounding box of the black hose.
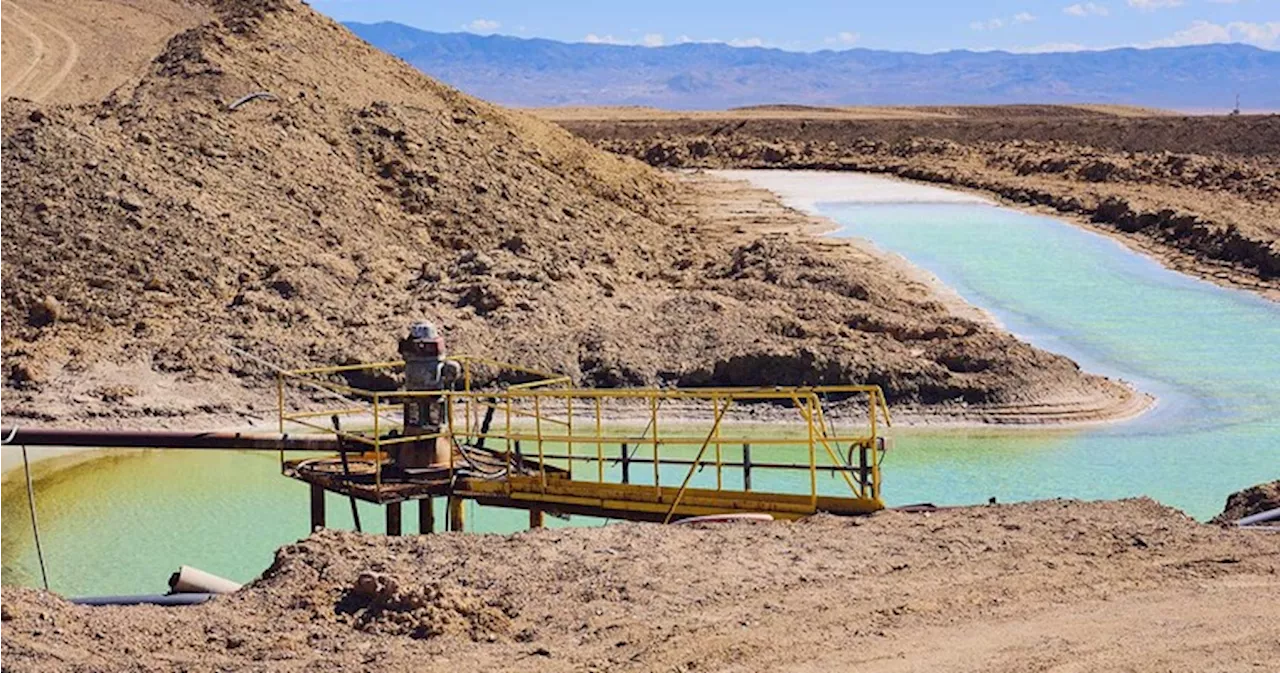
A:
[71,593,214,607]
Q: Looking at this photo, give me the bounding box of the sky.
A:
[311,0,1280,53]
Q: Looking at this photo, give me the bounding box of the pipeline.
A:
[70,593,214,607]
[0,427,345,452]
[1237,507,1280,527]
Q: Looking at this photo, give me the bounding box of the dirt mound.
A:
[1,0,1138,427]
[1213,480,1280,524]
[337,571,513,640]
[1,0,676,406]
[4,499,1278,671]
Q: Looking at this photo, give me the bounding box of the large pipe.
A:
[1237,507,1280,527]
[70,593,214,607]
[168,566,242,594]
[0,427,344,452]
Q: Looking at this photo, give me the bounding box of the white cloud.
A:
[824,31,861,46]
[1127,0,1184,11]
[1064,3,1110,17]
[727,37,766,47]
[641,33,664,47]
[1139,20,1280,48]
[583,33,622,44]
[1012,42,1089,53]
[463,18,500,33]
[1226,20,1280,47]
[971,12,1037,31]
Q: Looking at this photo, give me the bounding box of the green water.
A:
[4,201,1278,596]
[820,201,1279,519]
[0,424,855,596]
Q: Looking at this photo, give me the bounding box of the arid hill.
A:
[3,0,1134,425]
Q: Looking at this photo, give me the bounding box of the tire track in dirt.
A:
[1,2,48,98]
[1,0,79,102]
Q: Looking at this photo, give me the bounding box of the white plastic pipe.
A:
[168,566,242,594]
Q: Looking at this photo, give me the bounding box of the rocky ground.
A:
[2,0,1137,428]
[3,497,1278,672]
[553,108,1280,299]
[1212,479,1280,524]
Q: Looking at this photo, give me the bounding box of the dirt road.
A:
[0,0,78,102]
[1,0,205,104]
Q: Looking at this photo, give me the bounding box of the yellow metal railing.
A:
[277,358,890,516]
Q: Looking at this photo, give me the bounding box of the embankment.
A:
[555,111,1280,299]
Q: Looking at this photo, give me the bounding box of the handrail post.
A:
[276,373,285,467]
[713,395,723,490]
[595,396,604,483]
[505,394,513,485]
[650,394,660,498]
[373,392,382,493]
[869,388,877,445]
[807,395,817,509]
[534,393,546,493]
[446,392,456,484]
[566,395,574,480]
[743,443,752,491]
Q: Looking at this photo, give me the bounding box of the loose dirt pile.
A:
[2,0,1135,426]
[1213,480,1280,524]
[3,499,1278,671]
[557,111,1280,297]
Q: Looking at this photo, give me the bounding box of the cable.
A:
[451,435,509,480]
[0,432,42,591]
[21,446,50,591]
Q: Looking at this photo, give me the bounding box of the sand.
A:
[3,498,1278,671]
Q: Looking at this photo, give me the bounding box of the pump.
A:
[395,321,460,469]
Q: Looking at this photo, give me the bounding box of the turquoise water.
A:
[819,201,1279,519]
[3,200,1278,596]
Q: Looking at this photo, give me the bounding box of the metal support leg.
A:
[448,497,465,532]
[309,484,326,532]
[419,498,434,534]
[386,502,402,536]
[743,443,753,492]
[529,508,545,529]
[621,443,631,484]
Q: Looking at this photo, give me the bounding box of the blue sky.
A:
[312,0,1279,53]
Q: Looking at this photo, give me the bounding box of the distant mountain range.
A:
[345,21,1280,110]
